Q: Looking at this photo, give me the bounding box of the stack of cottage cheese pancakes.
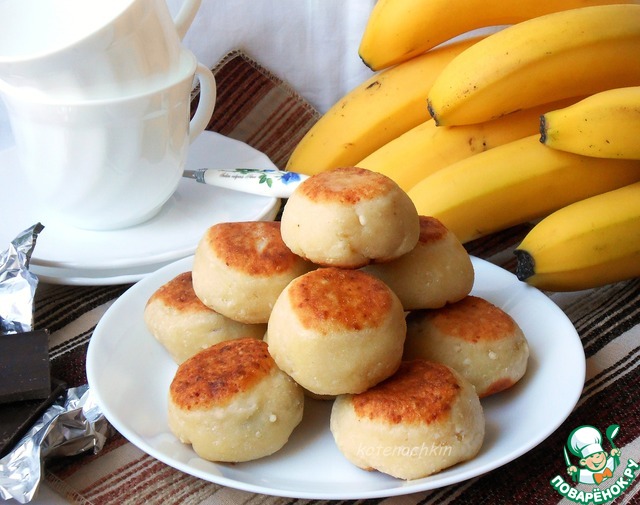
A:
[143,167,530,480]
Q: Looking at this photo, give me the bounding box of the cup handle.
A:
[188,63,217,143]
[172,0,202,39]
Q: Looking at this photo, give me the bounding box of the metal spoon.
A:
[183,168,308,198]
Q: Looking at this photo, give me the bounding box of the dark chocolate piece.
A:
[0,329,51,404]
[0,378,66,458]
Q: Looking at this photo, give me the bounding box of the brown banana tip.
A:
[539,115,548,143]
[358,53,375,71]
[514,249,535,281]
[426,100,440,126]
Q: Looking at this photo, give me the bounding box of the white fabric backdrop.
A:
[0,0,376,149]
[168,0,376,112]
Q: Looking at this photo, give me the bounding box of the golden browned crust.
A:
[298,167,397,204]
[429,296,517,343]
[169,338,274,410]
[483,377,517,397]
[203,221,300,276]
[146,271,205,313]
[351,360,461,425]
[417,216,448,244]
[288,268,394,332]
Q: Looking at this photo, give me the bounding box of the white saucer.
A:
[0,132,280,284]
[30,260,179,286]
[87,255,585,499]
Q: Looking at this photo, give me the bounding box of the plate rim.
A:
[86,255,586,500]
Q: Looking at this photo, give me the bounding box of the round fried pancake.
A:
[266,267,406,395]
[363,216,474,310]
[330,359,484,480]
[167,338,304,462]
[280,167,420,268]
[192,221,315,324]
[144,271,266,363]
[405,296,529,397]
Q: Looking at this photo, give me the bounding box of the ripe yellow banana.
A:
[285,37,482,176]
[514,182,640,291]
[407,134,640,243]
[540,86,640,160]
[357,98,579,192]
[358,0,640,71]
[426,4,640,126]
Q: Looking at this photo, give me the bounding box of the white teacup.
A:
[0,51,216,230]
[0,0,201,99]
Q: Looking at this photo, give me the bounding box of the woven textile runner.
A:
[33,52,640,505]
[193,50,320,170]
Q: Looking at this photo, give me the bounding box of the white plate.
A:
[0,131,279,275]
[87,255,585,500]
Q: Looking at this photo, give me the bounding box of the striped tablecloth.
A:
[33,52,640,505]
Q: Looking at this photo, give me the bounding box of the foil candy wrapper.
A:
[0,223,43,335]
[0,225,110,502]
[0,385,111,503]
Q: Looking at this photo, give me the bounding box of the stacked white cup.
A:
[0,0,216,230]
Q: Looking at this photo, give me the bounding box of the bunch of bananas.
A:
[285,2,640,291]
